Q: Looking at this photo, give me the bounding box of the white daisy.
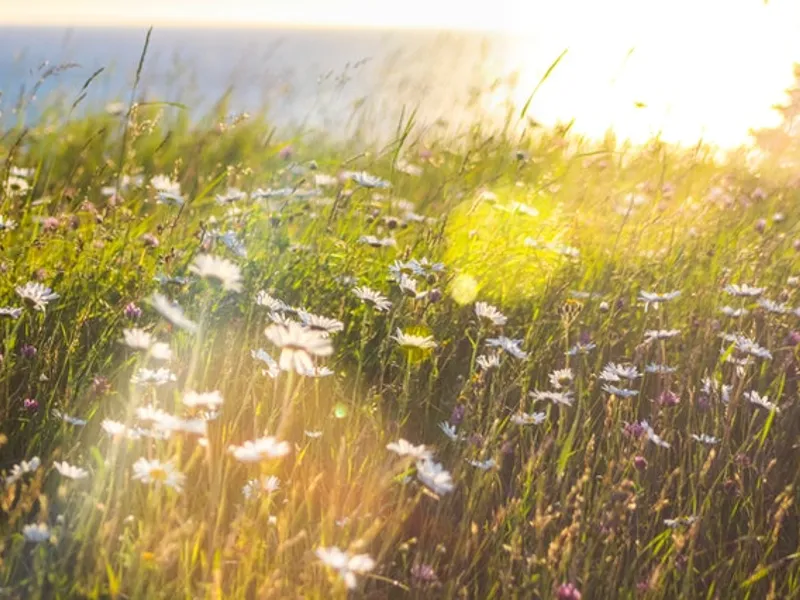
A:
[641,421,671,448]
[386,439,432,461]
[251,348,280,378]
[347,171,391,189]
[315,546,376,590]
[131,458,185,491]
[744,390,780,413]
[242,475,281,499]
[645,363,678,374]
[52,409,87,426]
[691,434,719,445]
[255,291,290,312]
[0,307,22,319]
[416,459,455,495]
[644,329,681,342]
[353,286,392,311]
[485,336,528,360]
[549,368,574,390]
[16,282,59,312]
[264,322,333,374]
[438,421,460,441]
[567,342,597,356]
[638,290,681,309]
[397,274,426,299]
[189,254,242,292]
[298,310,344,335]
[0,215,17,231]
[511,411,547,425]
[53,461,89,480]
[150,293,198,334]
[599,363,641,383]
[392,329,437,351]
[758,298,791,315]
[474,302,507,326]
[530,390,575,406]
[130,367,177,386]
[359,235,396,248]
[720,306,748,318]
[23,523,50,543]
[476,353,501,371]
[5,457,41,485]
[602,385,639,398]
[723,283,764,297]
[467,458,496,470]
[228,437,290,462]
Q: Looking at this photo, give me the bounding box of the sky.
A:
[3,0,800,147]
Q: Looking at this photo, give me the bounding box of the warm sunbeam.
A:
[5,0,800,147]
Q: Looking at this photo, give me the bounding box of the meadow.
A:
[2,41,800,600]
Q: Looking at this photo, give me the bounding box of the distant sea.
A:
[0,26,525,136]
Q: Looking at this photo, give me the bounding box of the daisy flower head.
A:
[251,348,280,378]
[645,363,677,374]
[644,329,680,343]
[758,298,791,315]
[386,439,432,461]
[255,290,290,312]
[638,290,681,310]
[640,420,671,448]
[130,367,177,387]
[5,457,41,485]
[720,306,748,318]
[602,384,639,398]
[149,293,198,334]
[530,390,575,407]
[348,170,391,189]
[353,286,392,311]
[724,283,764,298]
[16,282,59,312]
[511,411,547,425]
[189,254,242,292]
[52,409,87,426]
[476,353,501,371]
[392,328,437,361]
[398,274,427,299]
[298,310,344,335]
[0,307,23,319]
[599,363,641,383]
[54,461,89,480]
[23,523,50,543]
[439,421,460,441]
[467,458,496,470]
[5,176,30,197]
[744,390,780,413]
[691,433,719,445]
[567,341,597,356]
[485,336,528,360]
[0,215,17,231]
[359,235,396,248]
[132,458,185,491]
[549,368,574,390]
[475,302,507,326]
[416,459,455,496]
[228,436,290,462]
[264,322,333,374]
[242,475,281,499]
[315,546,376,590]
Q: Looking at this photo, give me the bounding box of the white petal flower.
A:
[150,293,198,334]
[23,523,50,543]
[54,461,89,480]
[131,457,185,491]
[182,390,223,410]
[485,336,528,359]
[386,439,432,461]
[353,286,392,311]
[189,254,242,292]
[265,322,333,374]
[5,457,41,485]
[474,302,507,326]
[392,329,437,350]
[16,282,59,312]
[228,437,290,462]
[316,546,376,590]
[416,459,455,495]
[511,411,547,425]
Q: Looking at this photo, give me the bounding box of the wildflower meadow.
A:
[3,35,800,600]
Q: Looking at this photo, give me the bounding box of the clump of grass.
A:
[1,41,800,600]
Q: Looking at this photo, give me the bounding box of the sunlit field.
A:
[3,32,800,600]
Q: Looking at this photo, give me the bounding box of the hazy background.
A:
[3,0,800,147]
